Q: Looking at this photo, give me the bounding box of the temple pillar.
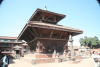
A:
[69,35,75,61]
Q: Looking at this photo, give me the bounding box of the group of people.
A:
[0,50,9,67]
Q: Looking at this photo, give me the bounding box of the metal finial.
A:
[45,6,47,10]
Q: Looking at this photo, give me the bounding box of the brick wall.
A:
[20,58,55,64]
[35,59,55,64]
[24,54,53,58]
[75,56,82,60]
[36,54,52,58]
[24,54,35,58]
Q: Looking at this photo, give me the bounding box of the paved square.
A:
[8,57,96,67]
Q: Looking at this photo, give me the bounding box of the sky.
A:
[0,0,100,46]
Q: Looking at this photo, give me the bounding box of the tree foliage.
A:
[79,36,100,49]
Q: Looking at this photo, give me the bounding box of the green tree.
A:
[79,36,100,49]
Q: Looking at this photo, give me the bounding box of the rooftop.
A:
[28,8,66,24]
[0,36,17,39]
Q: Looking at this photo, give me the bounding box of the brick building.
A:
[0,36,27,58]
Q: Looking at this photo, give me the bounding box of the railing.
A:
[0,46,11,47]
[1,51,12,53]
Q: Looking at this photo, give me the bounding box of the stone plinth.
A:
[63,50,67,57]
[63,53,67,57]
[55,58,61,63]
[67,56,82,61]
[24,54,53,59]
[53,54,57,58]
[20,57,55,64]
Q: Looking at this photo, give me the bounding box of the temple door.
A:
[16,50,20,59]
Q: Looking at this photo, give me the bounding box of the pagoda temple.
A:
[18,8,83,54]
[17,8,83,64]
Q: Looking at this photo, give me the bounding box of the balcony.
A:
[0,44,11,47]
[0,39,22,43]
[1,51,12,54]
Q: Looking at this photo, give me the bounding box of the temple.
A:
[17,8,83,64]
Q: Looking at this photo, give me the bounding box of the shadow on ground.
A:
[9,57,15,64]
[82,57,91,59]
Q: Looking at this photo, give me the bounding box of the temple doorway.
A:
[13,45,22,59]
[47,45,52,54]
[53,44,57,52]
[15,50,20,59]
[58,45,63,55]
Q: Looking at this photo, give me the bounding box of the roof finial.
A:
[45,6,47,10]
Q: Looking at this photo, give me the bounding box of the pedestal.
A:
[53,54,56,58]
[63,50,67,57]
[55,58,61,63]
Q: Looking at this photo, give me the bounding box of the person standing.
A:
[2,54,8,67]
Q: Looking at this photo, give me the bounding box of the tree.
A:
[97,0,100,5]
[0,0,3,6]
[79,36,100,49]
[79,37,85,46]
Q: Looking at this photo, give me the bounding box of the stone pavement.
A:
[8,57,96,67]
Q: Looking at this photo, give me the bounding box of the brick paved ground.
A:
[8,57,96,67]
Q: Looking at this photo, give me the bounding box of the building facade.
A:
[0,36,25,58]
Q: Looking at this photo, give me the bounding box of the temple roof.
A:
[17,21,83,41]
[13,45,22,49]
[28,8,66,24]
[28,21,83,32]
[17,8,83,42]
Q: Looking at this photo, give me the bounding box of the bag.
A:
[94,58,99,62]
[0,58,3,65]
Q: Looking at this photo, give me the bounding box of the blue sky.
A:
[0,0,100,46]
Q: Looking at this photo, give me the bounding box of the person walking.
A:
[2,54,8,67]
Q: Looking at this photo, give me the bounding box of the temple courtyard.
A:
[8,56,96,67]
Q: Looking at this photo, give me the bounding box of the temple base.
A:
[20,54,61,64]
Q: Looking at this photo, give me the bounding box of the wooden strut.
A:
[21,37,28,42]
[40,28,44,37]
[32,27,38,37]
[65,32,68,39]
[23,34,31,42]
[37,14,42,20]
[28,28,36,38]
[60,31,64,39]
[50,30,54,38]
[66,32,70,40]
[25,32,33,40]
